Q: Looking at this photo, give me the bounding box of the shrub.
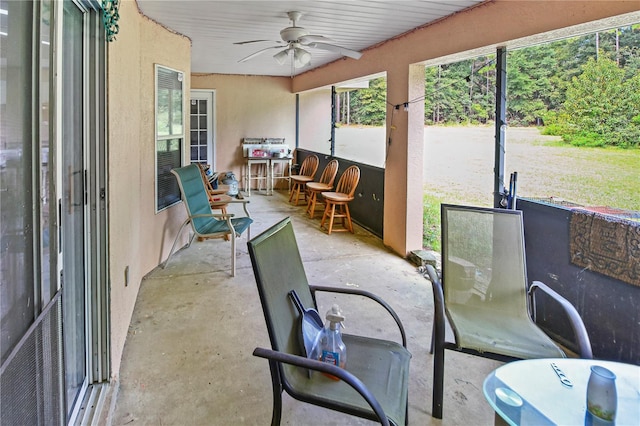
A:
[557,56,640,148]
[563,132,606,147]
[542,123,564,136]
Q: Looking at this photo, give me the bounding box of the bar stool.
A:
[305,159,339,219]
[289,155,319,205]
[320,165,360,234]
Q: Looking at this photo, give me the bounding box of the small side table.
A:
[483,358,640,425]
[245,158,269,196]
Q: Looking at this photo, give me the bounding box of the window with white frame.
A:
[155,65,184,211]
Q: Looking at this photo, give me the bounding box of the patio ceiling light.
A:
[293,47,311,68]
[273,49,289,65]
[273,46,311,68]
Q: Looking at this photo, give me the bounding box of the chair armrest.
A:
[190,213,235,220]
[252,347,390,426]
[225,199,251,217]
[309,285,407,348]
[528,281,593,359]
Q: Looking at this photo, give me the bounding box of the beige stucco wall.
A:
[190,74,296,182]
[107,0,191,378]
[189,74,333,191]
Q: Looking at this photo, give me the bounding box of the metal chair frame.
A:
[425,204,592,419]
[161,164,252,276]
[248,217,411,426]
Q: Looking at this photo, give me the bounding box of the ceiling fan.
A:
[235,11,363,69]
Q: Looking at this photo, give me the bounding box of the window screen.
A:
[155,65,183,211]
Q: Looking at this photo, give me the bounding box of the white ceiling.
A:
[136,1,485,77]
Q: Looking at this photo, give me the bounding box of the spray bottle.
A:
[318,304,346,380]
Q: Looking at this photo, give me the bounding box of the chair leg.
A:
[432,338,445,419]
[344,204,353,233]
[267,359,283,426]
[320,202,329,229]
[307,191,317,218]
[230,229,236,277]
[221,206,230,241]
[429,322,435,354]
[246,164,251,197]
[160,218,192,269]
[288,182,297,202]
[292,186,298,204]
[291,184,304,205]
[305,191,312,215]
[428,266,446,419]
[311,193,327,219]
[326,204,337,234]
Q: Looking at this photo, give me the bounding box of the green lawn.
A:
[554,146,640,211]
[423,128,640,249]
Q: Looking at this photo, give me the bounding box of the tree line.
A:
[338,26,640,148]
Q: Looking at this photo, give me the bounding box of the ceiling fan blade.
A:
[238,46,284,63]
[234,39,282,45]
[308,42,362,60]
[298,34,333,44]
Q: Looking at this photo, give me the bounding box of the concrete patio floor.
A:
[109,190,503,425]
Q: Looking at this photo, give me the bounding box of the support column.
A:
[383,64,425,256]
[295,93,299,149]
[494,47,507,208]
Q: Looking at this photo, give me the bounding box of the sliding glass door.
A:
[61,0,88,416]
[0,1,107,423]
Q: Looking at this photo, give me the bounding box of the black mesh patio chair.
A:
[425,204,593,419]
[248,217,411,426]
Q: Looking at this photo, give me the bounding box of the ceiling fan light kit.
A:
[273,49,289,65]
[235,11,362,70]
[293,47,311,68]
[272,46,311,68]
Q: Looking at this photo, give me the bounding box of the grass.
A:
[422,130,640,250]
[549,145,640,211]
[422,193,443,251]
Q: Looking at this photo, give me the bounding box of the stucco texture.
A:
[191,74,296,180]
[107,0,191,378]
